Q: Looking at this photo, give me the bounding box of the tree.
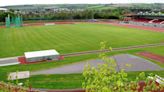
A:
[82,41,163,92]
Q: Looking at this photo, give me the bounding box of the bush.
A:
[82,42,164,92]
[0,81,30,92]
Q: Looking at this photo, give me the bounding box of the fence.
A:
[120,21,164,28]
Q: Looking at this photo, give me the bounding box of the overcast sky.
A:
[0,0,164,6]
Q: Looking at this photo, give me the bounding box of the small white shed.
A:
[25,49,60,62]
[8,71,30,80]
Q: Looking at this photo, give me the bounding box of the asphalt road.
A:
[0,57,19,67]
[31,54,163,75]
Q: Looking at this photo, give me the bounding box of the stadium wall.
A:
[120,21,164,28]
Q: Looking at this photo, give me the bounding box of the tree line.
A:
[0,8,125,22]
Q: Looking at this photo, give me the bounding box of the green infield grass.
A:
[15,71,164,89]
[0,23,163,58]
[0,46,163,81]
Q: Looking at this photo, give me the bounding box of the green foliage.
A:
[82,42,128,92]
[5,71,162,89]
[82,42,164,92]
[0,71,35,92]
[22,8,124,21]
[0,11,15,22]
[0,81,31,92]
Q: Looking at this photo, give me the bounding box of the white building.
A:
[25,49,60,62]
[0,8,8,12]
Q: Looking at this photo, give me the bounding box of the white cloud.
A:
[0,0,163,6]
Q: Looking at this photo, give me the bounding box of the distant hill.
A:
[1,3,164,11]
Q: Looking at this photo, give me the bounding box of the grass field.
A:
[0,46,163,81]
[16,71,164,89]
[87,5,116,10]
[0,23,163,89]
[0,23,163,58]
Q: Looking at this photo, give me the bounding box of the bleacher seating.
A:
[148,19,158,23]
[149,19,164,24]
[132,18,164,24]
[133,18,151,23]
[160,21,164,24]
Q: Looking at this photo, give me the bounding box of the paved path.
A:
[0,43,163,67]
[0,57,19,67]
[31,54,163,75]
[62,43,164,57]
[31,60,105,75]
[114,54,163,71]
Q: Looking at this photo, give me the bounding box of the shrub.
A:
[82,42,164,92]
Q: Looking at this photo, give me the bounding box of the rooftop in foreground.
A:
[25,49,60,58]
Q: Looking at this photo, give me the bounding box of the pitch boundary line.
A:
[62,43,164,57]
[0,43,163,60]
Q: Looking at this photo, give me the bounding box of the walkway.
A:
[0,43,163,67]
[31,54,163,75]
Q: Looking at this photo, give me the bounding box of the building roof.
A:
[25,49,59,58]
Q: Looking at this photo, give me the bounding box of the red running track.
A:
[138,52,164,63]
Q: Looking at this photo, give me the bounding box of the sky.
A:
[0,0,164,6]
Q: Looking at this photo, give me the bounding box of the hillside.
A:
[1,3,164,11]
